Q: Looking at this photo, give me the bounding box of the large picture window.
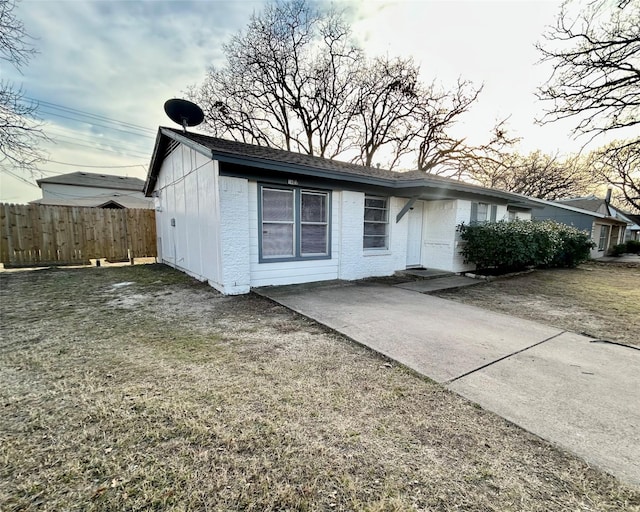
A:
[260,186,330,261]
[364,196,389,249]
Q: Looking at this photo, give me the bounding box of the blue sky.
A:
[2,0,581,203]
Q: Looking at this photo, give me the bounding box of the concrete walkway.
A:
[257,280,640,487]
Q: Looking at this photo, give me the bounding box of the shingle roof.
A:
[625,213,640,225]
[555,196,604,213]
[145,127,540,207]
[162,127,458,184]
[37,172,145,191]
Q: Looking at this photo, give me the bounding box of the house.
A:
[530,195,628,257]
[143,127,538,295]
[32,171,153,209]
[609,207,640,242]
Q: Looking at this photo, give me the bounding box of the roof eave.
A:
[144,128,538,208]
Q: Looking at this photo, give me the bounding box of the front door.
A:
[406,201,424,268]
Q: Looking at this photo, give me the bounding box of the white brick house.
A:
[144,127,537,295]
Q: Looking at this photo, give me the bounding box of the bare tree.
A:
[191,0,362,158]
[471,150,593,200]
[349,56,422,169]
[0,0,45,175]
[589,141,640,211]
[414,81,502,177]
[191,0,498,174]
[537,0,640,148]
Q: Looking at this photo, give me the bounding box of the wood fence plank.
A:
[0,204,9,264]
[0,204,157,266]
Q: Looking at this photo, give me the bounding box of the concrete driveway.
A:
[257,280,640,487]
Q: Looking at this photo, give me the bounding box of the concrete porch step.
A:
[395,268,455,280]
[393,275,482,293]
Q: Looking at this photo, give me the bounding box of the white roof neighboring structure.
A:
[30,195,153,209]
[32,171,153,209]
[36,171,146,191]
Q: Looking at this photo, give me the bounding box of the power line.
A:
[25,97,157,134]
[39,110,156,139]
[47,160,147,169]
[46,126,151,150]
[48,134,150,158]
[0,169,39,188]
[48,134,150,159]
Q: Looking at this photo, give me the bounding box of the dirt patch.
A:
[434,262,640,346]
[1,264,639,511]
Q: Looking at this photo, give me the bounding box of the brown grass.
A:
[434,261,640,347]
[1,264,639,511]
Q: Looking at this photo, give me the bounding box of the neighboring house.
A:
[530,196,627,258]
[144,127,538,295]
[32,171,153,209]
[609,207,640,242]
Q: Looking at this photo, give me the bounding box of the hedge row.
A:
[458,219,594,270]
[611,239,640,256]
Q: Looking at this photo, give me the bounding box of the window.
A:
[364,196,389,249]
[470,202,488,223]
[598,225,610,251]
[260,186,329,261]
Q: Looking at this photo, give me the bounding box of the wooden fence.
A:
[0,203,157,267]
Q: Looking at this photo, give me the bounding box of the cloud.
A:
[2,0,264,202]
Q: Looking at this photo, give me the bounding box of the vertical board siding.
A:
[0,203,157,267]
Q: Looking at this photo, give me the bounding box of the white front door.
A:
[406,201,424,268]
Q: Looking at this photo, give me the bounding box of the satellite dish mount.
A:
[164,99,204,133]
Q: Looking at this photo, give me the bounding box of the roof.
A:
[625,213,640,226]
[30,195,153,209]
[609,206,640,229]
[144,127,539,208]
[528,196,628,225]
[37,171,145,191]
[555,196,607,214]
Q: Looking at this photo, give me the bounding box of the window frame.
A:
[471,202,498,224]
[363,195,390,250]
[598,224,610,251]
[258,184,331,263]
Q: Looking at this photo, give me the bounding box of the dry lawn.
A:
[1,264,639,511]
[434,262,640,347]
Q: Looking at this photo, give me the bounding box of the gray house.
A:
[530,195,628,257]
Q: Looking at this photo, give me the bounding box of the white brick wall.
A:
[218,176,251,294]
[338,192,407,280]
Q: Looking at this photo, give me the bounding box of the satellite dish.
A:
[164,98,204,132]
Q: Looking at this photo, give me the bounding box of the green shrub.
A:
[549,223,596,268]
[625,239,640,254]
[610,243,627,257]
[458,220,594,270]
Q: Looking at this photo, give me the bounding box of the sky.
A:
[1,0,590,203]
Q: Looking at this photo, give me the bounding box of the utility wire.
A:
[47,137,149,160]
[49,133,150,155]
[47,160,147,169]
[39,110,156,139]
[0,169,40,188]
[46,126,151,150]
[26,97,156,134]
